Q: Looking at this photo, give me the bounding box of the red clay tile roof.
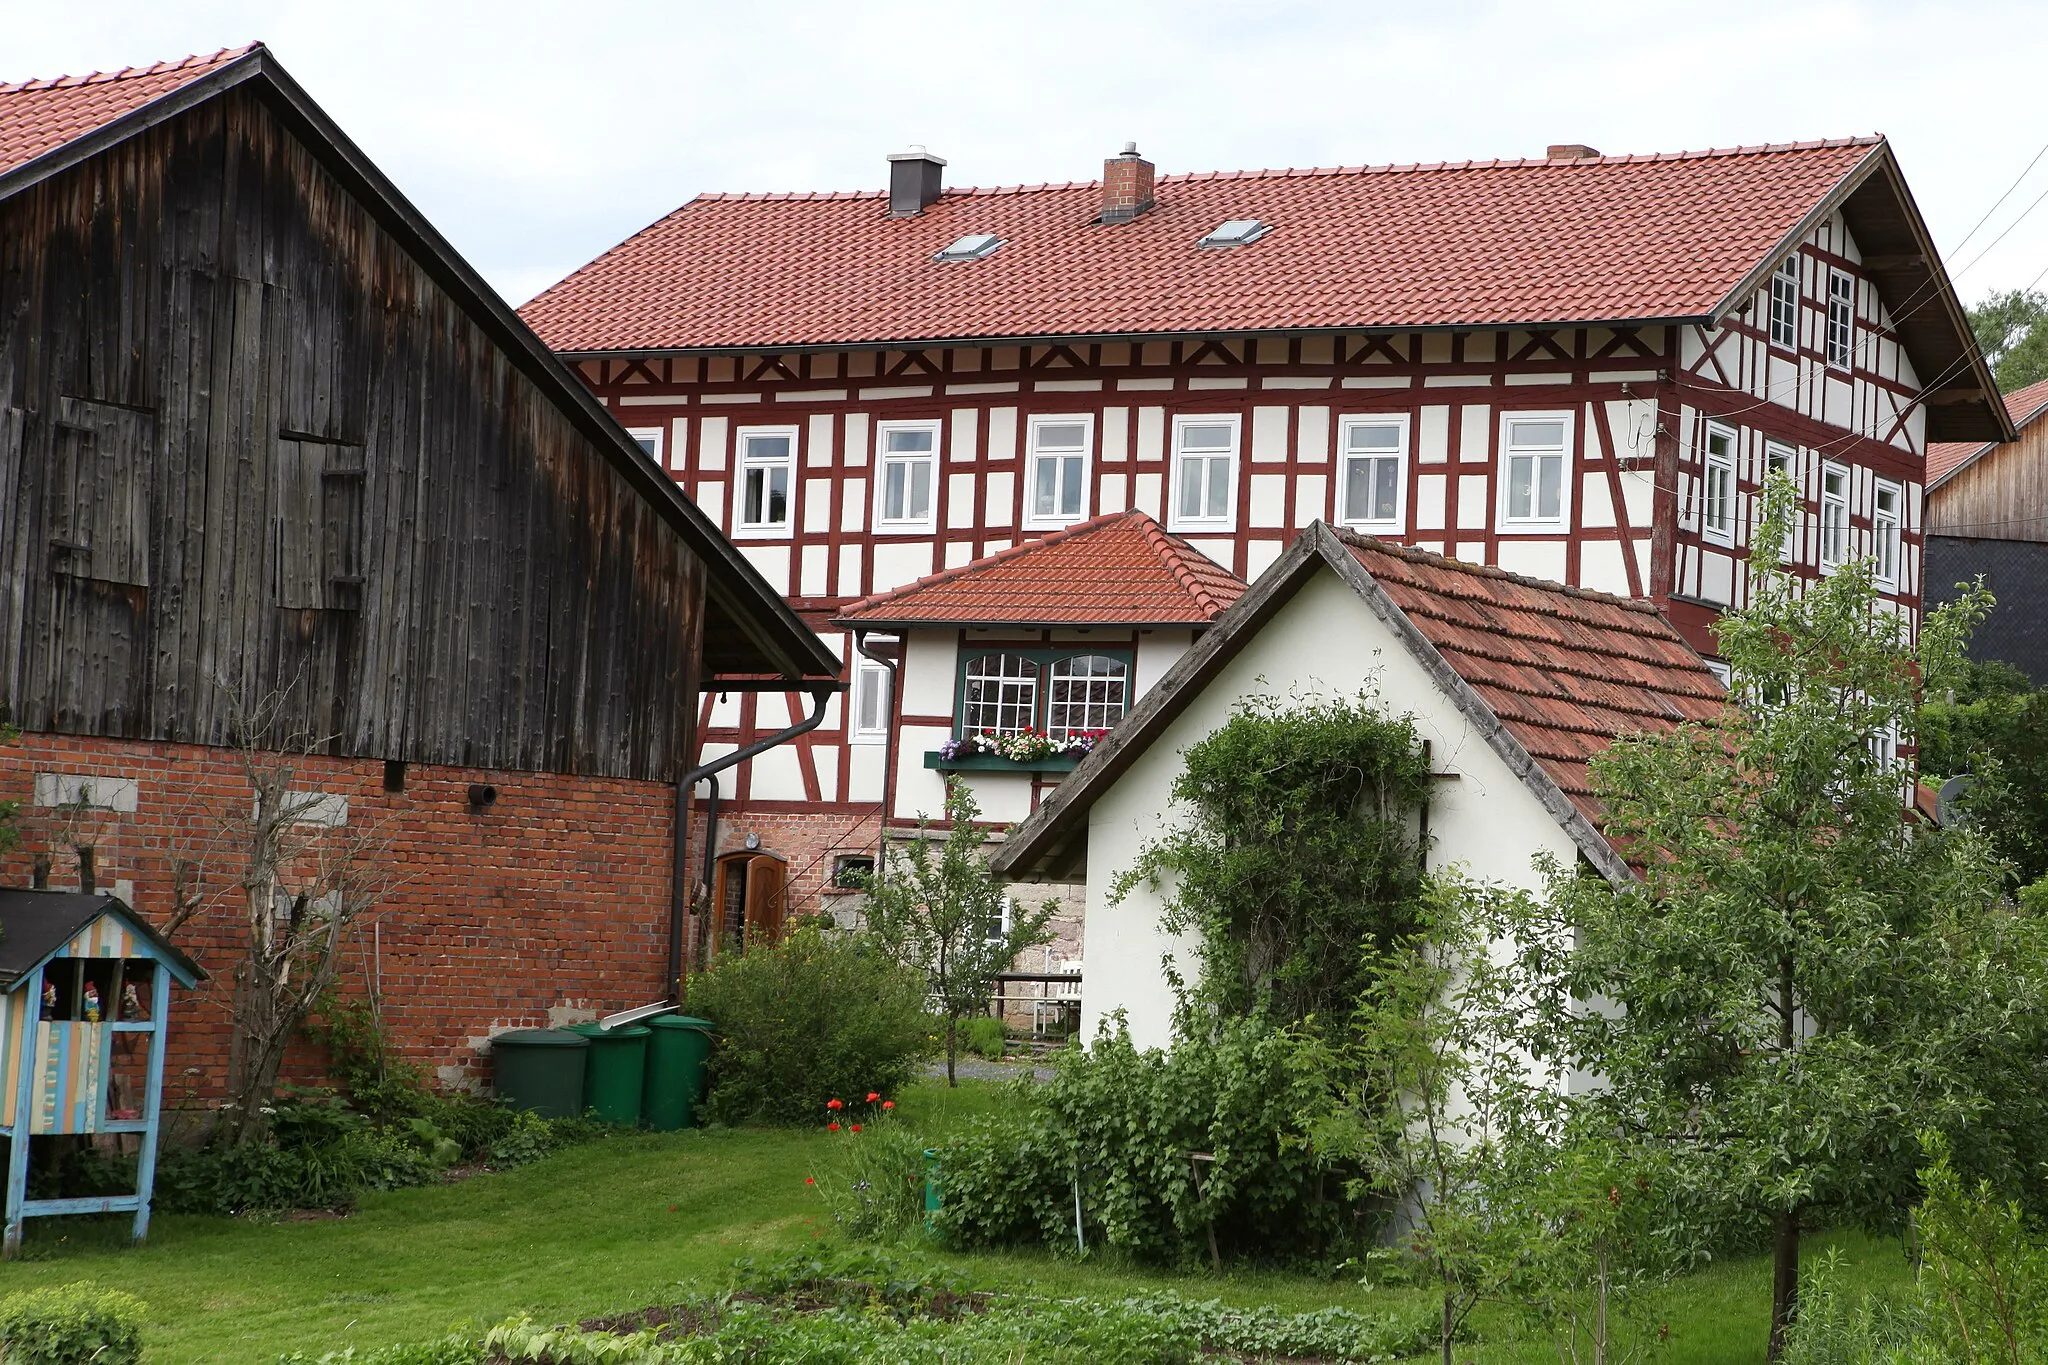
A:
[522,139,1884,352]
[0,45,258,180]
[1926,375,2048,487]
[834,510,1246,628]
[1335,530,1725,828]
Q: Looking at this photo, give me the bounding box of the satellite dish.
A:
[1937,775,1973,828]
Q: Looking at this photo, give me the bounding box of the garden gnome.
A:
[41,979,57,1019]
[83,981,101,1023]
[121,982,144,1020]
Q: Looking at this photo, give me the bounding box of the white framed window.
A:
[625,426,663,463]
[1338,415,1409,532]
[1045,654,1129,739]
[1872,479,1902,588]
[1819,463,1851,569]
[849,656,892,744]
[1764,442,1798,561]
[1826,270,1856,370]
[734,427,797,537]
[1170,415,1239,531]
[1701,423,1737,547]
[960,654,1040,735]
[1025,416,1093,529]
[1769,256,1800,350]
[875,421,940,532]
[1497,412,1572,530]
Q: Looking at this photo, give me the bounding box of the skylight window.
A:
[934,233,1003,263]
[1197,218,1269,248]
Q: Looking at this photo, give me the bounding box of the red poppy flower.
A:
[669,1204,678,1212]
[851,1124,862,1133]
[805,1177,815,1185]
[866,1092,880,1103]
[826,1098,844,1110]
[882,1100,895,1110]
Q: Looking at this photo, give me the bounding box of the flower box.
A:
[924,751,1081,773]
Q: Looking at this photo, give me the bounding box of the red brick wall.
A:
[0,733,678,1113]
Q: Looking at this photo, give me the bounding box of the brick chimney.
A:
[1101,142,1155,224]
[1546,143,1602,160]
[887,147,946,217]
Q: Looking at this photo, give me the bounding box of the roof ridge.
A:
[675,137,1884,206]
[0,43,260,95]
[1135,517,1241,616]
[1331,526,1665,615]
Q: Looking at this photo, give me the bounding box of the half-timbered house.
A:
[522,137,2009,928]
[0,46,839,1095]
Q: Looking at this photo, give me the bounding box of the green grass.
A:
[0,1080,1916,1364]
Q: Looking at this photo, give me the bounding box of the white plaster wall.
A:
[1081,566,1581,1051]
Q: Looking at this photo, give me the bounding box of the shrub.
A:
[957,1016,1006,1060]
[687,924,934,1125]
[155,1128,435,1215]
[934,1018,1360,1267]
[0,1282,146,1365]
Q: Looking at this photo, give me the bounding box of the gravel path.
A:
[920,1055,1055,1083]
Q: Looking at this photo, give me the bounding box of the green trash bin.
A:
[492,1029,589,1120]
[642,1015,715,1131]
[565,1021,651,1125]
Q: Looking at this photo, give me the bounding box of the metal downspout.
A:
[669,685,834,1000]
[852,630,903,883]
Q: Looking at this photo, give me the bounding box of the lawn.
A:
[0,1079,1914,1364]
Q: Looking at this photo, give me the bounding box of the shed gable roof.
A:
[1927,375,2048,489]
[0,891,204,989]
[0,44,836,684]
[833,511,1245,630]
[990,524,1723,884]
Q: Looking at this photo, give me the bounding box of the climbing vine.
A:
[1111,690,1432,1031]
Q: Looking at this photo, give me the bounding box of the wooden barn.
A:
[0,45,839,1097]
[1926,379,2048,682]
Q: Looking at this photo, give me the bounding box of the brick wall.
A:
[0,733,679,1113]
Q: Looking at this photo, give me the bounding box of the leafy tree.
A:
[1921,662,2048,890]
[1112,691,1432,1027]
[1968,288,2048,393]
[1327,879,1685,1365]
[861,779,1054,1086]
[1543,479,2048,1360]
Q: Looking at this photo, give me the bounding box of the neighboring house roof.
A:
[0,891,204,989]
[1927,375,2048,488]
[833,510,1246,630]
[521,137,2007,441]
[991,523,1725,885]
[0,45,837,684]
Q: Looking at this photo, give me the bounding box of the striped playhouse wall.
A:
[1,920,148,1135]
[56,918,143,962]
[0,990,22,1130]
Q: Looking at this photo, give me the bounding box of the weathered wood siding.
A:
[0,89,702,780]
[1929,428,2048,544]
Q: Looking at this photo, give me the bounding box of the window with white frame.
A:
[1498,413,1571,528]
[1819,464,1851,568]
[1339,415,1408,531]
[1045,654,1130,739]
[960,654,1040,734]
[849,656,892,744]
[1827,270,1856,370]
[1872,479,1902,588]
[1170,416,1239,530]
[876,422,939,531]
[1025,416,1092,528]
[735,428,796,536]
[1769,256,1800,350]
[626,427,663,463]
[1764,442,1798,560]
[1702,423,1737,547]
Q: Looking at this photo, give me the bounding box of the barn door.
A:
[743,854,788,944]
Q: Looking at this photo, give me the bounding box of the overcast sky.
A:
[12,1,2048,312]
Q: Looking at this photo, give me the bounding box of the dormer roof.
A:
[833,510,1245,631]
